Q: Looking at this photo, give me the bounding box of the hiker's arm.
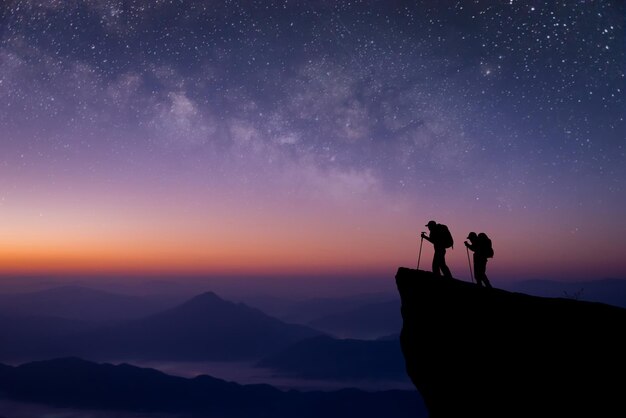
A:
[421,232,432,243]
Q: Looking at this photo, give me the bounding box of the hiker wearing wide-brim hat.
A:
[420,220,453,279]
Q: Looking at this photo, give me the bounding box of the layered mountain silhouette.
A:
[0,314,93,360]
[396,267,626,417]
[0,291,319,362]
[73,292,321,361]
[0,357,427,418]
[307,300,401,339]
[259,335,408,381]
[0,286,169,321]
[243,292,395,324]
[4,272,624,417]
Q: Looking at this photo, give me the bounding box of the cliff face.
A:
[396,267,626,418]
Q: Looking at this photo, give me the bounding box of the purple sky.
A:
[0,1,624,284]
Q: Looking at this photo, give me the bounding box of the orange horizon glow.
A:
[1,2,624,290]
[1,162,624,282]
[2,203,625,281]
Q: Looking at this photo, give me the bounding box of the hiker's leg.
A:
[432,255,440,276]
[483,260,492,288]
[432,249,446,276]
[440,261,452,279]
[485,259,493,289]
[439,249,452,279]
[471,257,480,285]
[475,258,486,285]
[483,276,492,288]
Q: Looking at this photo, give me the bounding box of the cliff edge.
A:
[396,267,626,417]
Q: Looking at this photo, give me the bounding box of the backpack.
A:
[439,224,454,249]
[479,233,494,258]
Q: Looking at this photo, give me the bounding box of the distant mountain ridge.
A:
[80,291,321,360]
[307,300,401,339]
[241,292,397,324]
[0,314,93,360]
[0,291,321,362]
[0,286,169,321]
[0,357,427,418]
[259,335,408,381]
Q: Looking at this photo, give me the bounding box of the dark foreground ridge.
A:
[0,357,426,418]
[396,267,626,418]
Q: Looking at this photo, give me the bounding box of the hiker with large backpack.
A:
[421,220,454,279]
[464,232,493,288]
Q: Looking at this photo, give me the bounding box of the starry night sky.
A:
[0,1,624,282]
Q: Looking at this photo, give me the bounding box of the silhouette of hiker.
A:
[421,220,453,279]
[464,232,493,288]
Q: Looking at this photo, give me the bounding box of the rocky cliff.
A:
[396,267,626,417]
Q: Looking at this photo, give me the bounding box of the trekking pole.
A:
[466,246,474,283]
[417,235,424,270]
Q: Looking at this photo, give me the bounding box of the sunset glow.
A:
[1,1,624,283]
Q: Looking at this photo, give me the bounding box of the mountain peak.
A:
[104,290,321,361]
[19,356,94,370]
[165,291,232,314]
[184,291,225,304]
[396,267,626,417]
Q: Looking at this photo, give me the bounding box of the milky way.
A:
[0,1,624,280]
